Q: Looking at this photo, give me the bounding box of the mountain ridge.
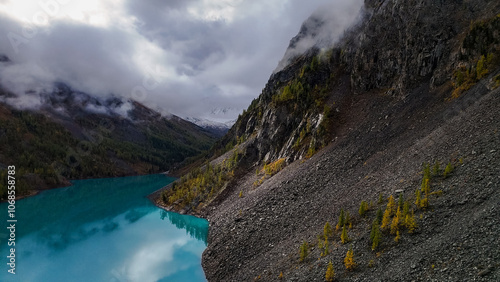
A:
[184,117,232,138]
[0,79,218,200]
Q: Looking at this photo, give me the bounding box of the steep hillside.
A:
[202,78,500,281]
[0,82,218,200]
[152,0,500,280]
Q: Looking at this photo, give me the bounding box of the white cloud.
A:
[10,208,207,282]
[275,0,364,72]
[125,239,188,282]
[187,0,244,22]
[0,0,129,28]
[0,0,363,121]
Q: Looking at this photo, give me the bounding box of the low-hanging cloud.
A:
[0,0,364,121]
[275,0,364,72]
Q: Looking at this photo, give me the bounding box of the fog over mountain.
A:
[275,0,364,72]
[0,0,363,121]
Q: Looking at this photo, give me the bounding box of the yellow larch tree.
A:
[380,207,392,230]
[390,206,401,234]
[387,195,396,215]
[405,210,417,233]
[395,230,401,242]
[344,245,356,271]
[325,261,335,282]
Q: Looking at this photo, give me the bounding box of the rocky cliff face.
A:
[219,0,499,167]
[346,0,497,95]
[198,0,500,281]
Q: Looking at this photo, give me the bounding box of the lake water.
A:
[0,174,208,282]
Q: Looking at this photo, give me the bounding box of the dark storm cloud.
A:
[0,0,363,121]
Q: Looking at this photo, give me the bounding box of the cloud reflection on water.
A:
[0,175,208,282]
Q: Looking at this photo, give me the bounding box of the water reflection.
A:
[160,210,209,243]
[0,175,208,282]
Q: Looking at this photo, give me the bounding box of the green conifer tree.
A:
[378,193,384,204]
[322,238,330,257]
[299,241,308,262]
[359,200,368,216]
[415,189,421,207]
[423,162,431,180]
[336,209,345,230]
[376,207,383,224]
[422,178,430,198]
[372,223,382,251]
[443,162,454,178]
[324,221,333,239]
[432,160,440,176]
[346,211,352,228]
[317,236,324,249]
[341,224,349,244]
[403,201,410,219]
[370,220,377,242]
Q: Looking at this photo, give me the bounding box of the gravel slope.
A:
[201,75,500,281]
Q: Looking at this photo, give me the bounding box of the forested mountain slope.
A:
[0,82,217,200]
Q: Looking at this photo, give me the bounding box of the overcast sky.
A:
[0,0,363,122]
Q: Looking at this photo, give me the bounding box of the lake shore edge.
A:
[147,181,209,220]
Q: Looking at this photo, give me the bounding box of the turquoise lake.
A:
[0,174,209,282]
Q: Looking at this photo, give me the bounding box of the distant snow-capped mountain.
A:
[209,107,243,119]
[185,117,233,138]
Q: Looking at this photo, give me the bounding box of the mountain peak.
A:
[275,0,364,72]
[0,55,10,63]
[185,117,232,138]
